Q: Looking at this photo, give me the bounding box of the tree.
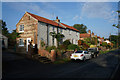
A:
[109,35,118,48]
[101,42,108,47]
[0,20,9,37]
[63,40,71,46]
[8,29,21,47]
[112,24,119,28]
[9,30,20,41]
[73,24,87,33]
[50,32,65,46]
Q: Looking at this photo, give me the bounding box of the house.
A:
[16,12,80,53]
[80,30,97,40]
[0,33,8,49]
[104,40,111,44]
[97,36,104,44]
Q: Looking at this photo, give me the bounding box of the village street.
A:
[2,49,120,80]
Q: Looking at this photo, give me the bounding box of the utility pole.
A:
[110,33,111,42]
[117,7,120,48]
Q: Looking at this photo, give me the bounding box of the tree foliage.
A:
[63,40,71,46]
[50,32,65,46]
[73,24,87,33]
[0,20,9,37]
[67,44,79,50]
[9,30,21,40]
[112,24,119,28]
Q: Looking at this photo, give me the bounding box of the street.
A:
[2,49,120,80]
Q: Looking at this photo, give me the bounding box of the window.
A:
[76,32,79,36]
[19,25,24,32]
[19,39,24,46]
[53,26,55,31]
[75,51,83,53]
[60,28,62,34]
[69,30,71,35]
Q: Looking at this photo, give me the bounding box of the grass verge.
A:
[99,48,117,54]
[53,58,71,64]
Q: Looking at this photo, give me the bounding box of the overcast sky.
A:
[2,2,119,38]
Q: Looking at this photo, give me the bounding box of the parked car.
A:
[88,47,99,58]
[70,50,92,61]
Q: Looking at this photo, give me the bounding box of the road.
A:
[2,49,120,80]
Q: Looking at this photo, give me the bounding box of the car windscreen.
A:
[88,49,94,51]
[75,51,83,53]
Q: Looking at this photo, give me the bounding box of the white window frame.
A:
[19,38,24,46]
[19,24,24,32]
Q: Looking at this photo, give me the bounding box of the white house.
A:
[104,40,111,44]
[16,12,80,52]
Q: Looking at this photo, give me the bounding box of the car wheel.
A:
[90,55,92,59]
[83,57,86,61]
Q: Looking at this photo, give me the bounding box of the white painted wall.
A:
[37,22,80,48]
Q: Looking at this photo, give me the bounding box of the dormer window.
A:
[19,24,24,32]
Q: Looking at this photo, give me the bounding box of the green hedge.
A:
[67,44,79,50]
[45,46,57,52]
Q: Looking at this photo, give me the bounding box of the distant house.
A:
[104,40,111,44]
[97,36,104,43]
[0,34,8,49]
[80,30,97,40]
[16,12,80,53]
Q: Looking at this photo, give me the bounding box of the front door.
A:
[26,38,31,52]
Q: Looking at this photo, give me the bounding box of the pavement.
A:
[2,49,120,80]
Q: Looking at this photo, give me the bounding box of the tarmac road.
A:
[2,49,120,80]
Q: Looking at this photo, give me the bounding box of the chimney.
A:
[55,16,60,23]
[88,30,91,34]
[92,32,94,35]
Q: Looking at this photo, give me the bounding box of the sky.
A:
[2,2,119,38]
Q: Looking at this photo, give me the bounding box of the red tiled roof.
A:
[27,12,63,28]
[61,23,79,32]
[27,12,79,32]
[97,36,104,39]
[80,33,91,38]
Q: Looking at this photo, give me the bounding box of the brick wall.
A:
[16,12,38,52]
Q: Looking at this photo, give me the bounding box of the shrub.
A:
[41,41,45,47]
[67,44,79,50]
[45,46,57,52]
[63,40,71,46]
[58,44,67,51]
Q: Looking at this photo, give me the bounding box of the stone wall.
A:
[38,49,56,62]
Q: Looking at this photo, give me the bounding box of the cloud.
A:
[81,2,118,23]
[73,15,82,20]
[2,0,120,2]
[73,15,79,20]
[7,3,54,19]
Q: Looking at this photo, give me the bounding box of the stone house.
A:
[16,12,80,53]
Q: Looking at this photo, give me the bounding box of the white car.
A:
[70,50,92,61]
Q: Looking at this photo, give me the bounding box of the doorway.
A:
[26,38,31,52]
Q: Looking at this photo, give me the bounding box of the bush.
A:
[67,44,79,50]
[63,40,71,46]
[58,44,67,51]
[45,46,57,52]
[41,41,45,47]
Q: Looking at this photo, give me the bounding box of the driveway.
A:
[2,49,120,80]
